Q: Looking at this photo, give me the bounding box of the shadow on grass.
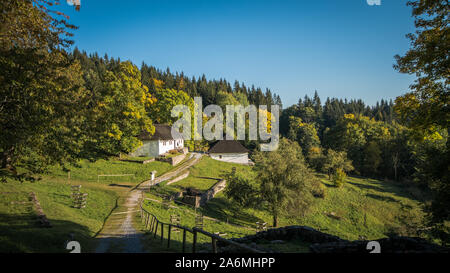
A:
[348,181,389,193]
[0,213,94,253]
[194,176,221,181]
[108,183,133,188]
[201,197,264,228]
[347,178,425,202]
[365,193,400,204]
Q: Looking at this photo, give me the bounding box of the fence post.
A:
[212,237,217,253]
[182,229,186,253]
[192,229,197,253]
[167,225,171,248]
[150,216,155,232]
[161,223,164,244]
[145,213,150,229]
[154,221,158,238]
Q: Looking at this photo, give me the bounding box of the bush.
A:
[312,182,327,198]
[332,168,347,187]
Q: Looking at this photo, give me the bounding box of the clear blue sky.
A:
[61,0,416,107]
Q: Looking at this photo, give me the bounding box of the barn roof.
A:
[138,124,183,141]
[209,140,249,154]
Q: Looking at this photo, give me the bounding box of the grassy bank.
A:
[140,157,428,252]
[0,178,118,253]
[0,157,177,253]
[162,156,254,193]
[47,158,175,184]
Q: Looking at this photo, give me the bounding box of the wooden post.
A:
[182,229,186,253]
[145,213,150,229]
[167,225,171,248]
[161,223,164,244]
[212,237,217,253]
[154,221,158,238]
[192,229,197,253]
[150,216,155,232]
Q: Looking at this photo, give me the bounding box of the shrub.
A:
[312,182,327,198]
[332,168,347,187]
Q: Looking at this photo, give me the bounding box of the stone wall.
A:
[232,226,343,245]
[166,171,189,185]
[156,153,186,166]
[181,195,201,208]
[199,179,226,206]
[229,226,448,253]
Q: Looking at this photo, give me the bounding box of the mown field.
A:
[0,158,177,253]
[142,156,429,252]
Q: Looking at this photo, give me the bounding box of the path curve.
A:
[94,153,202,253]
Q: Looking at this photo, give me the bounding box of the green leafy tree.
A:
[394,0,449,232]
[90,61,155,156]
[224,173,259,208]
[287,116,320,156]
[363,141,382,177]
[322,149,354,181]
[0,0,88,182]
[148,87,194,125]
[332,168,347,188]
[394,0,449,137]
[252,138,319,227]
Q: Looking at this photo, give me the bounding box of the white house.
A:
[130,124,184,157]
[209,140,250,164]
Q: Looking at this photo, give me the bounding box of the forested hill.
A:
[72,47,282,108]
[71,47,396,120]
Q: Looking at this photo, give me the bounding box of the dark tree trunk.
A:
[272,214,278,227]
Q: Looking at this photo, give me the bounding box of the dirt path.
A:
[94,153,202,253]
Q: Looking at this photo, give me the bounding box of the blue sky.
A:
[60,0,416,107]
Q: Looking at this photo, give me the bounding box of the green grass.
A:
[47,158,175,184]
[140,158,428,252]
[0,157,179,253]
[203,174,427,242]
[163,156,255,193]
[0,178,119,253]
[122,156,154,162]
[0,155,430,253]
[141,196,255,252]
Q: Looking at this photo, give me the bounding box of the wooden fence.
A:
[140,203,264,253]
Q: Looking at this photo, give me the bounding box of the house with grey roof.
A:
[130,124,184,157]
[208,140,250,164]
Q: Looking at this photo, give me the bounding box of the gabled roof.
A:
[138,124,183,141]
[209,140,249,154]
